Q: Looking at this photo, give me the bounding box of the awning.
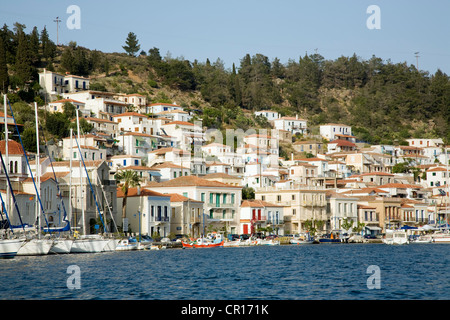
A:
[365,226,382,231]
[148,171,162,177]
[401,225,418,230]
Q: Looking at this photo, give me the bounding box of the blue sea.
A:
[0,243,449,301]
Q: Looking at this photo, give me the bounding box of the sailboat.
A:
[70,112,110,253]
[4,98,54,256]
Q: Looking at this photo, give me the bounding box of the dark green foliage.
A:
[122,32,140,57]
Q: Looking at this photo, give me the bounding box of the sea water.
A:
[0,244,448,300]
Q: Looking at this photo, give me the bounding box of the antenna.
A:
[54,16,61,45]
[414,52,420,70]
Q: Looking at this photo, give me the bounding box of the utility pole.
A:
[414,52,420,70]
[54,17,61,45]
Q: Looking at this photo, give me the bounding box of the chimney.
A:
[296,114,298,119]
[137,186,141,196]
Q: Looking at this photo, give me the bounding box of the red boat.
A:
[182,235,224,248]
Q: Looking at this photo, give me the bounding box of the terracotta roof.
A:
[166,193,202,203]
[0,140,25,155]
[203,173,240,179]
[149,147,189,155]
[112,112,148,118]
[378,183,423,189]
[119,165,159,171]
[241,199,285,208]
[50,98,85,104]
[150,175,242,189]
[427,167,447,172]
[116,187,170,198]
[151,162,190,169]
[163,121,194,126]
[328,139,357,147]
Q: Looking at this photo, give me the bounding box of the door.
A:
[243,224,248,235]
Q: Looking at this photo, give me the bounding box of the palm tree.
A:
[115,170,142,230]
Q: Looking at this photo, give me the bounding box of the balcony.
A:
[155,216,170,222]
[190,215,202,224]
[101,179,116,186]
[207,213,235,222]
[207,202,236,208]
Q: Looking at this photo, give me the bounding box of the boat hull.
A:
[103,239,120,252]
[182,240,224,248]
[70,239,109,253]
[50,239,74,254]
[0,238,26,258]
[17,239,53,256]
[290,239,314,245]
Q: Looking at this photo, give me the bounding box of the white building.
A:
[328,193,359,234]
[273,116,307,135]
[39,69,89,98]
[254,110,279,121]
[240,199,285,235]
[146,103,184,114]
[113,112,156,136]
[117,187,172,237]
[320,123,352,141]
[148,176,242,235]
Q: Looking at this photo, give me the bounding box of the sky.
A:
[1,0,449,74]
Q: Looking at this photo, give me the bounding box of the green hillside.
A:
[1,23,450,147]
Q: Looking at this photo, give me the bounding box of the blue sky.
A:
[1,0,449,74]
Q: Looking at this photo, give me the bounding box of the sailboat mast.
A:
[76,109,85,235]
[3,95,9,216]
[69,128,73,230]
[35,102,41,239]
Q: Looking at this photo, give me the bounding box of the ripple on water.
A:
[1,244,449,300]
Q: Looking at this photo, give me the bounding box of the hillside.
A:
[1,23,450,148]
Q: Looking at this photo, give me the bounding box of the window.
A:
[201,193,205,202]
[209,193,213,203]
[277,195,281,202]
[183,192,188,198]
[231,193,235,204]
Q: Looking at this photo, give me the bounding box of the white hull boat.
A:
[70,236,109,253]
[432,232,450,243]
[17,238,54,256]
[0,238,26,258]
[103,239,120,252]
[50,239,74,254]
[115,239,138,251]
[383,230,409,245]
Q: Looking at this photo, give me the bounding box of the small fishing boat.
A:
[115,238,138,251]
[383,230,409,245]
[431,231,450,243]
[290,233,314,245]
[182,233,224,248]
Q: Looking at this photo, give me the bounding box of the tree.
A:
[115,170,142,229]
[341,218,354,232]
[14,27,34,87]
[0,37,9,93]
[122,32,140,57]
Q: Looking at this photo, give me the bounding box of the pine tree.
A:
[122,32,140,57]
[40,26,56,61]
[0,38,9,93]
[14,28,33,87]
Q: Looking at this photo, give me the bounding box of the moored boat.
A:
[290,233,314,245]
[49,238,74,254]
[0,238,26,259]
[383,230,409,245]
[17,238,54,256]
[70,235,110,253]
